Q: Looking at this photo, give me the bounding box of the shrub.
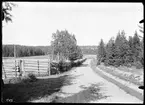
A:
[50,58,86,75]
[50,62,59,75]
[123,62,132,67]
[97,61,101,66]
[27,73,37,82]
[68,49,83,62]
[58,60,64,73]
[71,58,87,67]
[9,77,22,84]
[20,73,37,83]
[58,61,72,73]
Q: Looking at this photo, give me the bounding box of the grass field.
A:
[3,55,50,60]
[3,54,97,62]
[97,64,143,86]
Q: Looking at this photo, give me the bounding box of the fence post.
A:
[21,60,25,76]
[15,60,17,77]
[2,62,7,79]
[48,59,50,76]
[38,60,40,76]
[18,60,22,77]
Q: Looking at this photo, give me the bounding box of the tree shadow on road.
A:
[52,83,110,103]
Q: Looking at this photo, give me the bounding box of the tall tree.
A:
[105,37,118,66]
[127,36,134,63]
[97,39,106,65]
[132,31,142,62]
[139,37,144,66]
[114,30,130,65]
[51,30,82,62]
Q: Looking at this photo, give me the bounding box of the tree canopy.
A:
[51,30,83,62]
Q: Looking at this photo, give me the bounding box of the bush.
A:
[97,61,101,66]
[9,77,22,84]
[4,73,37,85]
[27,73,37,82]
[71,58,87,67]
[50,61,72,74]
[50,62,59,75]
[58,60,64,72]
[103,59,122,67]
[123,62,132,67]
[20,73,37,83]
[68,50,83,62]
[50,68,58,75]
[50,58,86,75]
[58,61,71,73]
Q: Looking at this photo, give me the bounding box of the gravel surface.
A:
[53,59,143,103]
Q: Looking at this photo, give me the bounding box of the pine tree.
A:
[132,31,142,62]
[105,37,118,66]
[127,36,134,64]
[138,35,144,66]
[114,30,130,66]
[97,39,106,65]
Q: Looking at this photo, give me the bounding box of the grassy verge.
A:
[97,65,143,86]
[92,58,143,86]
[117,66,143,75]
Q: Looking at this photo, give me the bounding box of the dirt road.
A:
[54,59,143,103]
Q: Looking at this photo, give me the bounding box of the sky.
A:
[2,2,143,46]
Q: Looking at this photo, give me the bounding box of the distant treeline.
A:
[2,45,50,57]
[80,46,97,55]
[2,45,97,57]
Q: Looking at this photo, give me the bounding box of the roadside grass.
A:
[52,83,109,103]
[91,58,143,86]
[117,66,143,75]
[97,65,143,86]
[3,74,68,103]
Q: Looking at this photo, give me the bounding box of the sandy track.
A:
[54,59,143,103]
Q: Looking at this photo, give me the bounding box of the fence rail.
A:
[2,59,51,79]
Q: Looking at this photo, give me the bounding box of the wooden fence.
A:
[2,59,51,79]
